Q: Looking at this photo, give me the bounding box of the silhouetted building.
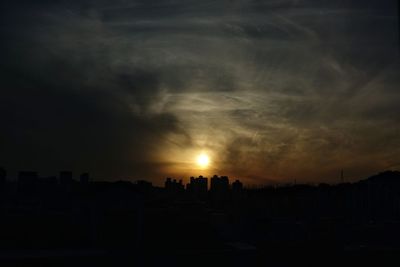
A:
[165,177,172,189]
[210,175,230,206]
[18,171,39,193]
[362,171,400,220]
[232,179,243,193]
[187,176,208,200]
[210,175,229,192]
[80,172,90,185]
[136,180,153,193]
[40,176,58,185]
[165,177,184,194]
[0,167,6,187]
[38,176,58,192]
[60,171,73,185]
[18,171,38,184]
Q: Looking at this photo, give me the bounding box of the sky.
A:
[0,0,399,185]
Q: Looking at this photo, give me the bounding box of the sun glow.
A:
[196,153,210,168]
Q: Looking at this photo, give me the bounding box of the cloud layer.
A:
[0,0,399,184]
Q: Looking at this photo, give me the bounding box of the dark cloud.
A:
[0,0,399,184]
[0,66,187,180]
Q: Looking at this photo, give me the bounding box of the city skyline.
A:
[0,166,244,187]
[0,165,393,188]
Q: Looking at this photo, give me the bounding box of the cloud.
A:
[0,0,399,184]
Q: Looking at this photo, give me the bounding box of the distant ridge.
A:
[363,170,400,183]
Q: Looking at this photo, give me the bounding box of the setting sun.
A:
[196,153,210,168]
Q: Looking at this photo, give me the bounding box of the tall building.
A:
[136,180,153,192]
[210,175,230,206]
[0,167,6,186]
[210,175,229,192]
[18,171,38,184]
[232,179,243,193]
[187,176,208,199]
[59,171,73,186]
[18,171,39,193]
[80,172,90,185]
[165,177,184,193]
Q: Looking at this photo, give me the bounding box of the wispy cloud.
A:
[0,0,398,184]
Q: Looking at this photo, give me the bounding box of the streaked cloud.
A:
[0,0,398,184]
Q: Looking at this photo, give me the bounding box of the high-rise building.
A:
[164,177,184,193]
[136,180,153,192]
[59,171,73,185]
[210,175,229,192]
[0,167,6,186]
[187,176,208,199]
[232,179,243,193]
[210,175,230,206]
[18,171,39,193]
[18,171,38,184]
[80,172,89,185]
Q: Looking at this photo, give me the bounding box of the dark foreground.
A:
[1,247,400,267]
[1,171,400,266]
